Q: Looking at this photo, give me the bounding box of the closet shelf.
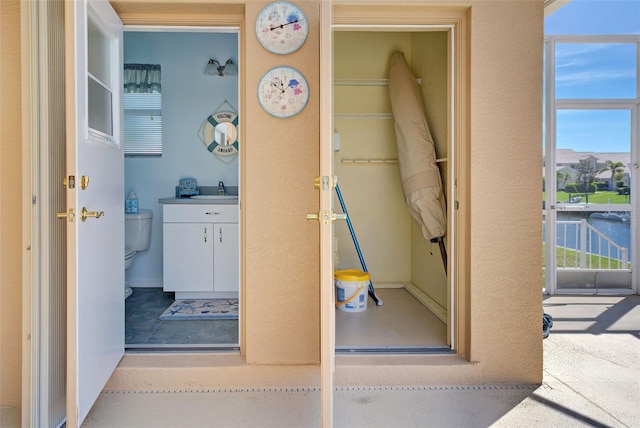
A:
[335,113,394,120]
[341,158,448,164]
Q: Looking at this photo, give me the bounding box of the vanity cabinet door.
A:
[163,222,214,292]
[213,222,239,292]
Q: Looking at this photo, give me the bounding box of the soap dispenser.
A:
[125,192,139,214]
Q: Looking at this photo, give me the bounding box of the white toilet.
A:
[124,209,153,299]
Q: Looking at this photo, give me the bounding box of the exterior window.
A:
[123,64,162,157]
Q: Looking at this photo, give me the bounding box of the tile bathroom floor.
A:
[125,287,239,349]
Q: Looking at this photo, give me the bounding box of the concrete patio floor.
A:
[79,295,639,427]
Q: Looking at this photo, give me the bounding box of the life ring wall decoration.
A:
[199,106,239,158]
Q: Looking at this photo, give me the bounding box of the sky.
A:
[544,0,640,153]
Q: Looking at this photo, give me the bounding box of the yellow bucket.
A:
[334,269,369,313]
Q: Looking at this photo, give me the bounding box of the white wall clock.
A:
[258,66,309,118]
[255,1,308,55]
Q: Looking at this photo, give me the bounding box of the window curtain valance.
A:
[124,64,161,93]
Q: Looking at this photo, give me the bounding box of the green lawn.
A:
[543,190,630,204]
[542,244,631,269]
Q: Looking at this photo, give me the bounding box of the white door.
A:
[544,36,637,295]
[64,1,124,426]
[319,2,335,426]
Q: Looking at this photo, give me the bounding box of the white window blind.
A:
[123,92,162,156]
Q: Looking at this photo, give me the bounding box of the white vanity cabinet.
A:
[162,203,238,299]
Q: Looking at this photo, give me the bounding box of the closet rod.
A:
[334,78,421,86]
[335,113,393,120]
[341,158,448,164]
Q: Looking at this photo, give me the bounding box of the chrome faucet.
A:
[217,181,225,195]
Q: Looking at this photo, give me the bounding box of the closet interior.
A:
[332,30,451,352]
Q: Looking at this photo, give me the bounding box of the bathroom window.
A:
[123,64,162,157]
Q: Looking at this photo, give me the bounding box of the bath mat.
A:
[159,299,238,320]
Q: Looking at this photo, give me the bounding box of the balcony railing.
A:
[545,219,629,270]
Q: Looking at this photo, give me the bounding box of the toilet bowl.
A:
[125,247,136,298]
[125,247,136,270]
[124,209,153,299]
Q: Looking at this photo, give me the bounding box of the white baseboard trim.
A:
[128,278,163,288]
[403,282,447,323]
[369,281,405,289]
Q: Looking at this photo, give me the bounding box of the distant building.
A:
[543,149,630,190]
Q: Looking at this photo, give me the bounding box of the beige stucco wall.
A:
[3,0,544,413]
[243,1,321,365]
[466,0,543,379]
[0,0,23,410]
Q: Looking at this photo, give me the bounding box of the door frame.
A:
[21,1,68,426]
[122,24,242,351]
[327,6,470,356]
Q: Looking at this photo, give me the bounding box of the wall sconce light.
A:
[204,59,236,76]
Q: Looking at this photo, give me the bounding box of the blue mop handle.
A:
[335,184,373,291]
[335,184,383,306]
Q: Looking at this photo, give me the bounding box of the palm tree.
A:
[599,160,625,190]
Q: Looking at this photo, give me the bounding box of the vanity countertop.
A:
[159,197,238,205]
[159,185,238,205]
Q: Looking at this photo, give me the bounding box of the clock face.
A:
[257,66,309,118]
[255,1,308,55]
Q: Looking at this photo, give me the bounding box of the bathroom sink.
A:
[190,195,238,200]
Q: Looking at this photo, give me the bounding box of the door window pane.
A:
[88,76,113,138]
[87,17,111,90]
[555,43,636,99]
[555,110,631,205]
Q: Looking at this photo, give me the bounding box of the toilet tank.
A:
[125,209,153,251]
